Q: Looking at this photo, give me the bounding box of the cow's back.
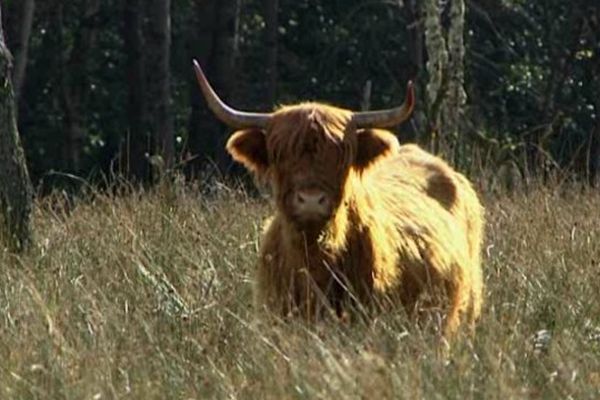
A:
[359,144,485,327]
[393,144,484,267]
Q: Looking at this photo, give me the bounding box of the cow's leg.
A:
[443,279,470,337]
[398,271,424,319]
[467,264,484,334]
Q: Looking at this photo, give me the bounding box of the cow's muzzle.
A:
[292,189,332,223]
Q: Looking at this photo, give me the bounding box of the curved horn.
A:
[192,59,271,129]
[353,81,415,128]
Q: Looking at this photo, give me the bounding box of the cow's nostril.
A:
[295,190,328,210]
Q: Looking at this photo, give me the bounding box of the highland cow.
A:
[193,60,484,335]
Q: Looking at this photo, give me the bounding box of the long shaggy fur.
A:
[228,103,485,335]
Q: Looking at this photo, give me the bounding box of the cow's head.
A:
[193,60,414,232]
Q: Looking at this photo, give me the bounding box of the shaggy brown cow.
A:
[193,60,484,335]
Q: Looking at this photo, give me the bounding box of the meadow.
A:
[1,179,599,399]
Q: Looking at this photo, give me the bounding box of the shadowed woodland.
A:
[1,0,599,190]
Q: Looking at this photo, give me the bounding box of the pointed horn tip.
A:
[406,80,416,106]
[192,59,212,91]
[191,58,272,129]
[192,59,204,76]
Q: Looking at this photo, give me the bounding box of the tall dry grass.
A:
[1,181,599,399]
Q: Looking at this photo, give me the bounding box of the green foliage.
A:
[467,1,599,174]
[4,1,599,187]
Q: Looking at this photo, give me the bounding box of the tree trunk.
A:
[590,78,600,187]
[586,6,600,187]
[403,0,424,77]
[123,0,149,181]
[590,115,600,187]
[57,0,101,173]
[423,0,448,155]
[264,0,278,105]
[444,0,467,166]
[187,0,217,178]
[10,0,34,100]
[0,5,34,251]
[210,0,239,170]
[145,0,174,174]
[423,0,466,163]
[187,0,239,176]
[401,0,425,143]
[360,80,372,111]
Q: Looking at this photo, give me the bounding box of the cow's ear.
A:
[226,129,269,175]
[354,129,400,169]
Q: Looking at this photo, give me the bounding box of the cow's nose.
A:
[293,190,331,216]
[296,191,326,206]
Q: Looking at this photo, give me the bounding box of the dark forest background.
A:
[2,0,600,191]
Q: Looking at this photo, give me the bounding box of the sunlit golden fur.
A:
[226,103,484,336]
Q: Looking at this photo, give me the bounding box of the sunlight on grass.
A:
[1,182,599,399]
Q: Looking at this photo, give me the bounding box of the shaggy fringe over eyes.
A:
[267,103,353,166]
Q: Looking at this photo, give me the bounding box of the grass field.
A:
[1,181,599,399]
